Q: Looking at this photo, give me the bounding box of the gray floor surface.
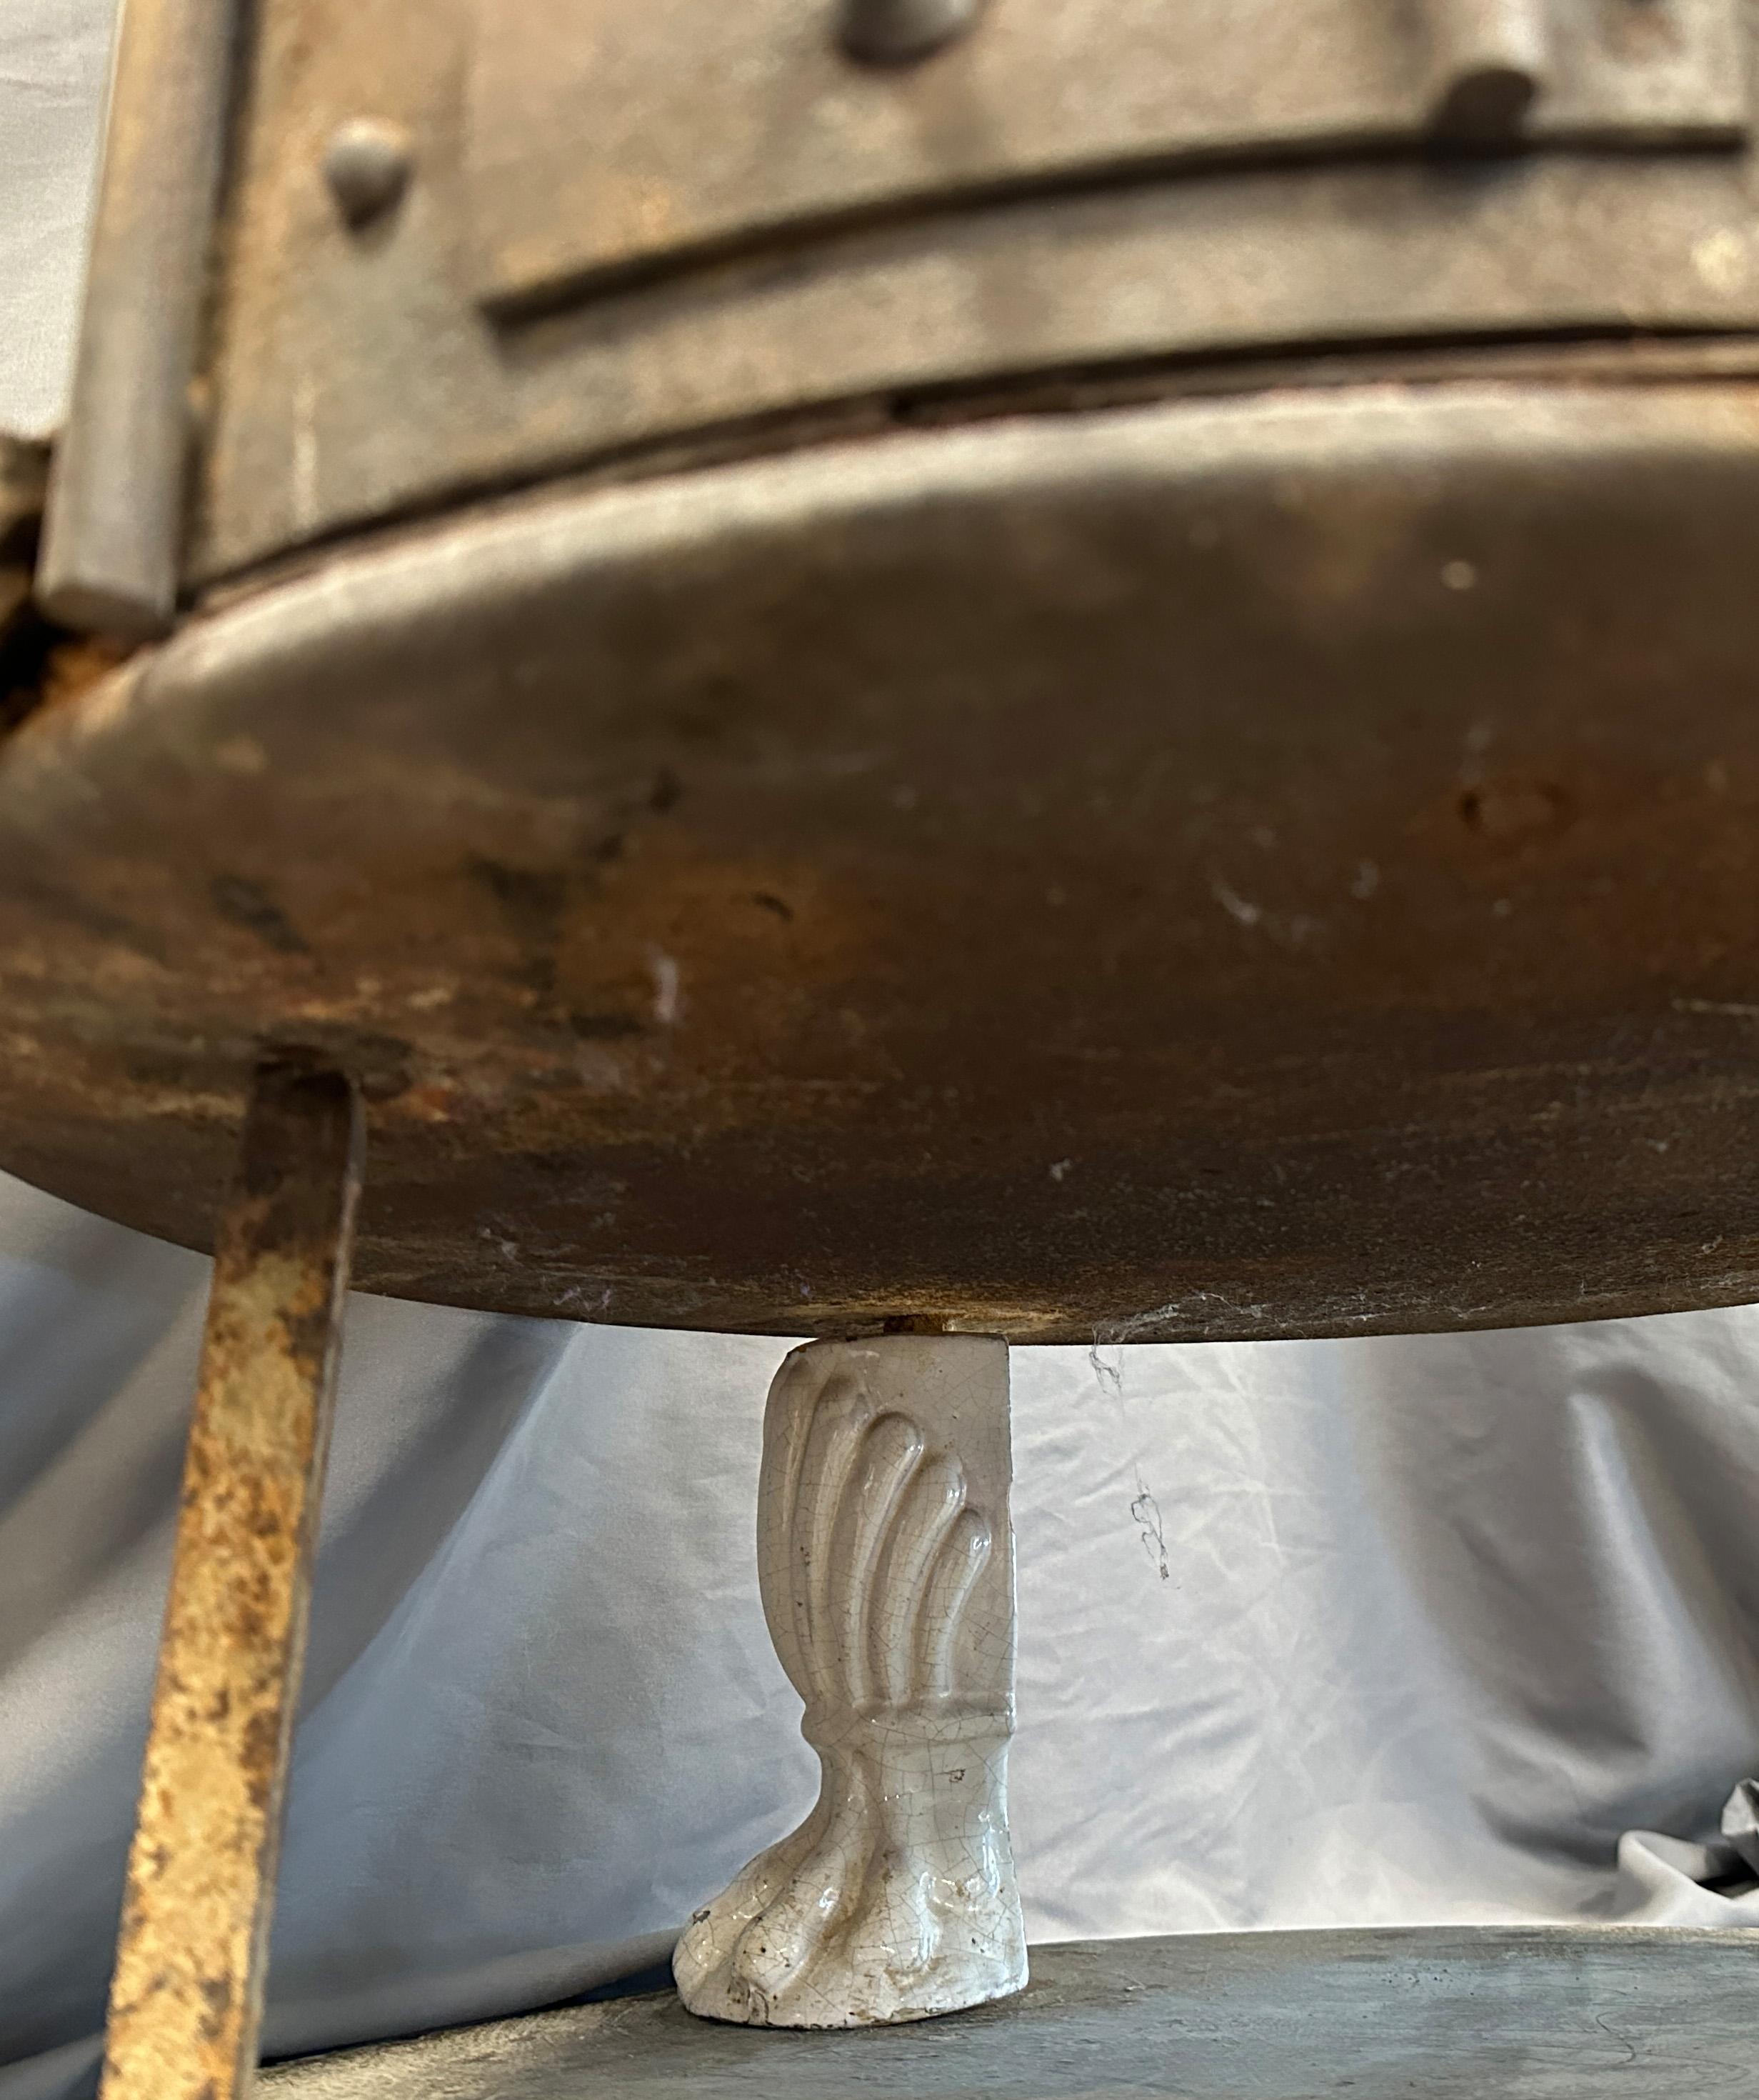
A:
[262,1926,1759,2098]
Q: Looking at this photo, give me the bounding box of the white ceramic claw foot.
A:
[675,1333,1026,2028]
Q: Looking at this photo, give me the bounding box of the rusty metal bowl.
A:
[11,0,1759,1339]
[8,379,1759,1341]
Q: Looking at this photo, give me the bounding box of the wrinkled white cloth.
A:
[1612,1830,1759,1925]
[1,1164,1758,2099]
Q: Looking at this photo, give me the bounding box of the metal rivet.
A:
[322,117,413,228]
[837,0,981,65]
[1427,0,1546,149]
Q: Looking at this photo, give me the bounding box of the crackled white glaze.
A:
[675,1333,1025,2028]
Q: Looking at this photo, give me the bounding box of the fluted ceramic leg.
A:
[676,1333,1025,2028]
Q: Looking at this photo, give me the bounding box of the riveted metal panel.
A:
[462,0,1747,314]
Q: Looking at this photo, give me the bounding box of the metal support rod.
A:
[36,0,239,640]
[99,1062,363,2100]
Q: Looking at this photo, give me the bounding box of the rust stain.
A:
[99,1063,361,2100]
[34,635,139,716]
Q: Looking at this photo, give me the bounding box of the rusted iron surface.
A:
[193,0,1759,581]
[100,1063,361,2100]
[5,384,1759,1343]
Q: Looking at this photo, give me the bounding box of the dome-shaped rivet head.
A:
[838,0,981,64]
[1426,0,1545,148]
[323,117,413,228]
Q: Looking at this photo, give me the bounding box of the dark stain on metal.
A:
[466,856,570,929]
[210,874,310,955]
[569,1011,644,1039]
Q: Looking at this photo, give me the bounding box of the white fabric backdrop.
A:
[0,0,111,439]
[6,9,1759,2096]
[1,1164,1758,2100]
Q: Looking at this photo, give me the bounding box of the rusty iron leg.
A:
[100,1061,363,2100]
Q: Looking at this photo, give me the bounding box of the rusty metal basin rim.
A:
[4,379,1759,1341]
